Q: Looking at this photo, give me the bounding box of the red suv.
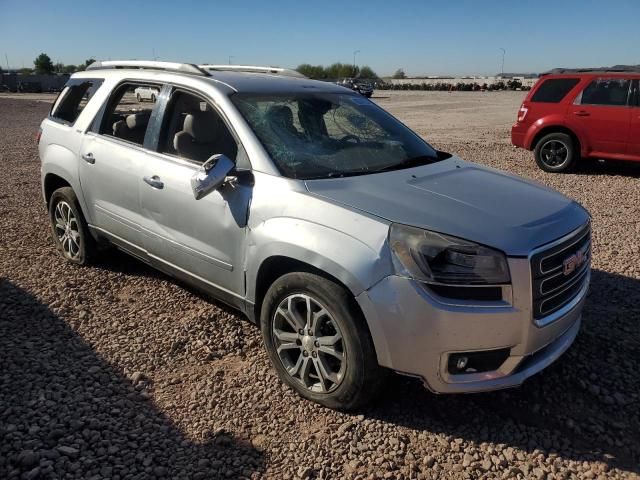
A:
[511,69,640,172]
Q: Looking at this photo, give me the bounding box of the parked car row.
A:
[335,78,374,97]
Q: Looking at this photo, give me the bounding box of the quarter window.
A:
[98,83,160,146]
[158,90,238,164]
[50,80,101,124]
[578,78,631,106]
[530,78,580,103]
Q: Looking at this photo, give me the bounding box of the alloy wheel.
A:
[540,140,569,168]
[272,294,346,393]
[53,201,81,260]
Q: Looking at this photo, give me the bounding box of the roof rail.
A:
[542,66,640,76]
[86,60,210,76]
[199,64,306,78]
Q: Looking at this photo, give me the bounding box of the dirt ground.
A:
[1,92,639,480]
[374,90,526,144]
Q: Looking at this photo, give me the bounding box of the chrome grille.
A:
[531,223,591,320]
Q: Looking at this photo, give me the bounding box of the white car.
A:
[134,86,159,102]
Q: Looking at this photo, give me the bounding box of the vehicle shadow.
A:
[92,248,244,319]
[0,279,264,479]
[362,268,640,475]
[577,158,640,178]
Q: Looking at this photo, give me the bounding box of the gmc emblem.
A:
[563,245,588,276]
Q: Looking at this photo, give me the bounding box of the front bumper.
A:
[356,257,588,393]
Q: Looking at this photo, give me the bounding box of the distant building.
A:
[0,73,69,92]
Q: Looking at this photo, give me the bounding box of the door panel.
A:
[138,154,251,297]
[79,134,148,250]
[566,77,631,156]
[629,80,640,159]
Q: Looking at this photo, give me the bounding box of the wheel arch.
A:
[529,125,583,155]
[252,255,360,324]
[43,173,71,208]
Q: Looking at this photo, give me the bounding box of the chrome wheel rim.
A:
[54,201,81,260]
[272,294,346,393]
[540,140,569,167]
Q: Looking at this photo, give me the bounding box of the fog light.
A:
[448,348,510,375]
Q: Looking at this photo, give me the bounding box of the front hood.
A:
[304,157,589,256]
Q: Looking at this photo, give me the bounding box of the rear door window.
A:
[50,79,103,124]
[578,78,631,106]
[530,78,580,103]
[98,82,162,146]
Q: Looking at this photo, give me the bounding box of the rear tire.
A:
[260,272,383,410]
[49,187,95,265]
[151,94,157,103]
[534,132,577,173]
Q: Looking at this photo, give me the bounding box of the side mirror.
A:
[190,154,235,200]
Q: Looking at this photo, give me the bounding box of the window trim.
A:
[575,77,633,108]
[89,79,165,148]
[49,78,104,127]
[150,83,250,169]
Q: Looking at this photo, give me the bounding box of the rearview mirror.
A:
[190,154,235,200]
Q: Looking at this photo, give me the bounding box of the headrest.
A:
[126,111,151,129]
[266,105,294,126]
[113,120,127,136]
[183,113,217,143]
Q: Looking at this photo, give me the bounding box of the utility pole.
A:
[228,55,235,65]
[353,50,360,76]
[4,53,9,70]
[500,48,506,77]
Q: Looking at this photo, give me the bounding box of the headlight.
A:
[389,224,510,285]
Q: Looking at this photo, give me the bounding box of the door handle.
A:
[143,175,164,189]
[573,111,590,117]
[81,152,95,164]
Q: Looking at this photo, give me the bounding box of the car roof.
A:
[73,66,352,95]
[205,70,351,94]
[541,69,640,79]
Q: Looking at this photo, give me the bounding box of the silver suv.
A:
[39,60,591,410]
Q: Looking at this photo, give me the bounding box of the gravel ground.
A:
[1,94,639,480]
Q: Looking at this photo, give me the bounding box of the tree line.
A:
[3,53,96,75]
[296,63,378,79]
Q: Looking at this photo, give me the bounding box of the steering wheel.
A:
[340,134,360,144]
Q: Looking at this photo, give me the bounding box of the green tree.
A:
[18,68,34,75]
[62,64,77,74]
[54,62,65,74]
[358,65,378,79]
[33,53,54,74]
[392,68,406,79]
[296,64,327,79]
[76,58,96,72]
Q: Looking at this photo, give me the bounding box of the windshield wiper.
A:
[373,155,439,173]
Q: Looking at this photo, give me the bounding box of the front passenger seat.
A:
[173,113,218,162]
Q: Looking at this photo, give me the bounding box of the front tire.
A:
[151,94,157,103]
[534,132,577,173]
[260,272,383,410]
[136,93,142,102]
[49,187,95,265]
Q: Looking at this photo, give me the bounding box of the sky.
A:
[0,0,638,76]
